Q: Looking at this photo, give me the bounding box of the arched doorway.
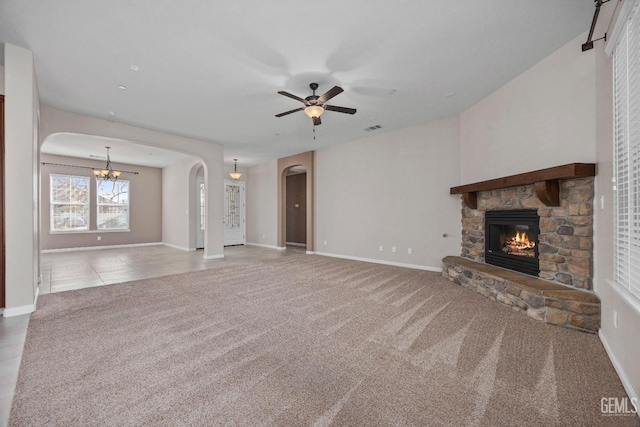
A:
[277,151,314,253]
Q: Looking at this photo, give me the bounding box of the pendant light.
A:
[229,159,242,180]
[93,146,122,181]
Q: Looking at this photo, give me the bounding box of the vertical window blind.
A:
[613,0,640,301]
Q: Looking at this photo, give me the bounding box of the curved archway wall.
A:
[39,105,225,259]
[277,151,314,252]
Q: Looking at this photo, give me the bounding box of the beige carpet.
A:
[10,255,639,426]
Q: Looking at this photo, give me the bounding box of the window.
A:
[613,0,640,302]
[97,179,130,230]
[50,174,90,231]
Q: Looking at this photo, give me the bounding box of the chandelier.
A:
[229,159,242,180]
[93,146,122,181]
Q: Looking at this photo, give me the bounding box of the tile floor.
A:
[0,244,303,426]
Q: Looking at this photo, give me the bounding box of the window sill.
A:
[50,229,131,235]
[606,279,640,317]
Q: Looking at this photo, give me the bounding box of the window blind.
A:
[613,0,640,300]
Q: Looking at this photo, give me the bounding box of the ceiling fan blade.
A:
[277,91,306,104]
[317,86,344,103]
[275,107,304,117]
[324,105,357,115]
[313,116,322,126]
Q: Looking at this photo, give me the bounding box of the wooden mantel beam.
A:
[451,163,596,209]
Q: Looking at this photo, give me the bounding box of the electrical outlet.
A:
[97,236,101,241]
[379,245,383,252]
[262,234,266,239]
[408,248,413,255]
[391,247,396,253]
[613,310,618,328]
[323,240,327,246]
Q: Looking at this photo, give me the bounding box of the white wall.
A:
[315,115,461,270]
[4,44,40,313]
[39,105,225,259]
[246,160,278,247]
[162,157,202,251]
[460,33,597,183]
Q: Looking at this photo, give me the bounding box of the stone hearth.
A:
[442,256,600,333]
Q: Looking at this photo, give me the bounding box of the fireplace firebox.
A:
[485,209,539,276]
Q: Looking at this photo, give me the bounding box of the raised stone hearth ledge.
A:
[442,256,600,333]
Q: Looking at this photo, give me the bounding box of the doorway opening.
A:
[223,179,245,246]
[286,166,307,247]
[277,151,314,253]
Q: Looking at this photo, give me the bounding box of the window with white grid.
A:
[96,179,130,230]
[613,0,640,301]
[50,174,90,232]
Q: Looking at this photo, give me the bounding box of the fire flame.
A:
[507,231,535,250]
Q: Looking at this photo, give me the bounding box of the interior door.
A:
[223,179,245,246]
[195,177,205,249]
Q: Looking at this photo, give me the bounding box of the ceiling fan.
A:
[275,83,356,126]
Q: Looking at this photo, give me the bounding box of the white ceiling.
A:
[42,133,192,168]
[0,1,594,167]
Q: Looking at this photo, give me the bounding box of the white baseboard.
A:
[203,254,224,260]
[276,246,287,251]
[162,243,195,252]
[286,242,307,247]
[42,242,163,253]
[4,285,40,317]
[599,329,639,414]
[314,252,442,272]
[246,242,281,250]
[306,251,316,255]
[3,303,36,317]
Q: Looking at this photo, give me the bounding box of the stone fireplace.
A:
[442,164,600,333]
[460,178,594,289]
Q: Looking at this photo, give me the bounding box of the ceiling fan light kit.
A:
[276,82,356,126]
[304,105,324,118]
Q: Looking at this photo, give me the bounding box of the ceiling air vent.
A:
[364,124,382,132]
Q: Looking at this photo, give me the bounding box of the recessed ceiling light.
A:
[118,85,127,90]
[130,65,139,72]
[445,92,457,97]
